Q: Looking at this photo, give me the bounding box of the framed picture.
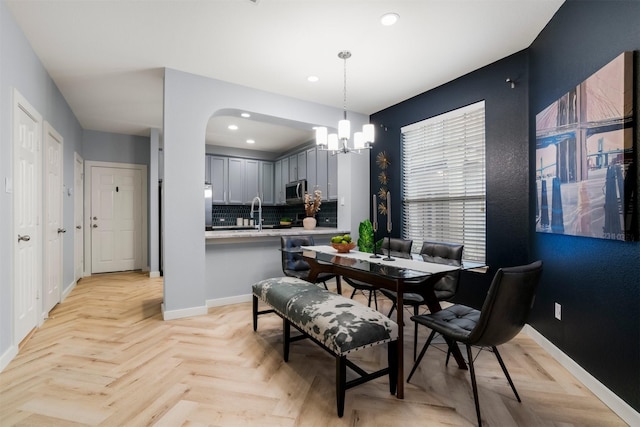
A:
[535,51,637,241]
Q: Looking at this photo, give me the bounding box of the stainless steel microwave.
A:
[285,179,307,204]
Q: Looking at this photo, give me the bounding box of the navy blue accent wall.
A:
[371,51,531,305]
[528,0,640,412]
[371,0,640,412]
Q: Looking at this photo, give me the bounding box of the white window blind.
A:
[401,101,486,262]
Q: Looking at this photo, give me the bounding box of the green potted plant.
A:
[357,219,383,253]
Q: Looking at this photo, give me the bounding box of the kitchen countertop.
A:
[205,226,349,241]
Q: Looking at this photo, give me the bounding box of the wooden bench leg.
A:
[388,341,398,395]
[283,318,291,362]
[336,355,346,417]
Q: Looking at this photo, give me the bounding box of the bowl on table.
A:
[331,242,356,253]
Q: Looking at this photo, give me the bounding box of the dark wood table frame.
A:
[301,249,468,399]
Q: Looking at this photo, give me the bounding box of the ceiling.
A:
[6,0,564,154]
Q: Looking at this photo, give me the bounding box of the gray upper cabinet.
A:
[227,158,245,204]
[205,155,212,185]
[297,151,307,180]
[327,152,338,200]
[244,159,260,204]
[316,148,328,199]
[260,161,275,205]
[274,160,283,205]
[306,147,317,192]
[288,154,297,183]
[209,156,228,204]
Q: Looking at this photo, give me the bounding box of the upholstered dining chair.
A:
[379,241,464,360]
[280,236,340,291]
[407,260,543,427]
[344,237,413,309]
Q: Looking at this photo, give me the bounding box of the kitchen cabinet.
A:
[297,151,307,180]
[288,154,297,183]
[287,151,307,183]
[205,155,212,185]
[260,161,275,205]
[316,148,328,199]
[274,160,283,204]
[327,152,338,200]
[244,159,259,204]
[228,158,245,204]
[306,147,317,192]
[209,156,228,204]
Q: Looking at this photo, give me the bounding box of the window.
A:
[401,101,486,262]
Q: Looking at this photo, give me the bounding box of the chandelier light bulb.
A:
[315,126,328,147]
[338,119,350,140]
[363,124,375,143]
[354,132,365,150]
[327,133,339,151]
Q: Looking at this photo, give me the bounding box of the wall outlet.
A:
[219,218,225,222]
[554,302,561,320]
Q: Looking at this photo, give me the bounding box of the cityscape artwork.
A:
[535,51,637,241]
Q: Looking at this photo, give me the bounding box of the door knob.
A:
[17,234,31,242]
[76,225,82,229]
[57,228,66,233]
[93,216,98,220]
[92,224,98,228]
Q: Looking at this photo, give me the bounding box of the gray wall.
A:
[83,130,149,165]
[0,1,83,359]
[162,68,370,317]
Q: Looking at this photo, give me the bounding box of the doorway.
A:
[74,153,84,280]
[84,161,148,274]
[43,122,64,315]
[12,89,42,344]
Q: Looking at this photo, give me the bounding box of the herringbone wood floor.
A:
[0,272,626,426]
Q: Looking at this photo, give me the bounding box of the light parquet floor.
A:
[0,272,627,426]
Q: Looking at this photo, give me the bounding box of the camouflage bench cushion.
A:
[252,276,398,355]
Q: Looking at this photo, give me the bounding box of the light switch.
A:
[5,177,12,193]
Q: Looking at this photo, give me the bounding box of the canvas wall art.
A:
[535,51,637,241]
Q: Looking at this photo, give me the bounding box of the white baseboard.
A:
[0,345,18,373]
[524,325,639,426]
[206,294,252,308]
[162,304,207,320]
[62,279,77,301]
[149,271,161,278]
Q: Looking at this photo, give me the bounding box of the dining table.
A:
[295,245,480,399]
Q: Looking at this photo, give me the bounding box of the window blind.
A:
[401,101,486,262]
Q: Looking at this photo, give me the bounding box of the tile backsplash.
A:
[211,201,337,227]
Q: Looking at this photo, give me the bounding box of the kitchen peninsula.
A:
[205,227,349,307]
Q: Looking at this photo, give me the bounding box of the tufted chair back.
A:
[280,236,315,274]
[468,260,543,347]
[380,237,413,257]
[419,241,464,301]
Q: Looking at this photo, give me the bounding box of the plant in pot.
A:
[357,219,383,253]
[303,189,322,229]
[279,217,292,226]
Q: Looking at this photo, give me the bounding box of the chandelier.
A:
[316,50,375,154]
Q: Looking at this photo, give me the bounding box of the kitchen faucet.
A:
[250,196,262,231]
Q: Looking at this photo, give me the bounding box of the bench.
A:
[252,276,398,417]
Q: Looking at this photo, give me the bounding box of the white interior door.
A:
[91,166,142,273]
[74,153,84,280]
[43,122,64,315]
[13,89,42,343]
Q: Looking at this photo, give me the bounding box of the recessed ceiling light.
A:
[228,124,238,130]
[380,12,399,26]
[241,112,251,118]
[307,75,319,83]
[246,139,255,144]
